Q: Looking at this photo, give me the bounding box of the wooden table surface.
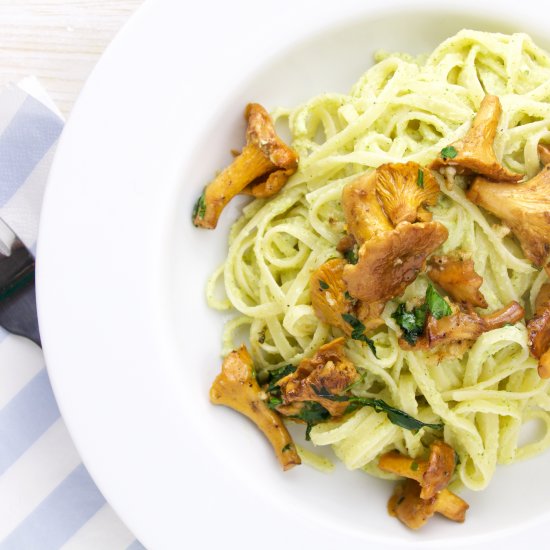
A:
[0,0,143,116]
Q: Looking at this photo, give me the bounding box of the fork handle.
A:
[0,277,41,346]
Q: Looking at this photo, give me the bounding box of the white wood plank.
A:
[0,1,143,115]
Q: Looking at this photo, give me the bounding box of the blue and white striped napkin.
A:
[0,80,143,550]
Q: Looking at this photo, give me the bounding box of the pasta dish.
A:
[194,30,550,529]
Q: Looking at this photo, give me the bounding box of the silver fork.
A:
[0,221,40,346]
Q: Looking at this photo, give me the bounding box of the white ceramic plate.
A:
[37,0,550,548]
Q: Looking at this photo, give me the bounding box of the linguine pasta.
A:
[207,30,550,492]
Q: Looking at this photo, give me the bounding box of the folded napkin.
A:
[0,80,143,550]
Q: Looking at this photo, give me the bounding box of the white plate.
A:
[37,0,550,548]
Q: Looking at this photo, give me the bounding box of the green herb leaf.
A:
[192,191,207,223]
[290,401,331,440]
[282,443,293,452]
[319,280,329,290]
[264,365,297,409]
[417,169,424,189]
[411,461,419,471]
[311,385,443,432]
[391,303,427,345]
[267,396,283,409]
[344,247,359,265]
[341,314,378,356]
[440,145,458,160]
[392,285,451,345]
[425,284,452,319]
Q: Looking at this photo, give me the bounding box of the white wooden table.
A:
[0,0,143,116]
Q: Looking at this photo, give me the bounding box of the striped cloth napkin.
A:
[0,80,144,550]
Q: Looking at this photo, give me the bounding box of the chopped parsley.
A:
[290,401,331,440]
[344,247,359,265]
[417,169,424,189]
[282,443,293,452]
[341,313,377,356]
[344,290,357,306]
[392,284,451,345]
[391,303,427,345]
[311,385,443,432]
[267,396,283,409]
[411,461,419,471]
[440,145,458,160]
[319,279,329,290]
[265,364,297,411]
[425,284,452,319]
[192,191,207,223]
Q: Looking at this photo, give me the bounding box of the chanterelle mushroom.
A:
[210,346,301,470]
[277,338,358,417]
[527,283,550,378]
[341,170,392,245]
[401,301,524,350]
[310,258,385,334]
[431,95,521,182]
[406,302,525,349]
[376,162,440,225]
[193,103,298,229]
[310,259,354,334]
[341,162,439,245]
[379,442,468,530]
[343,221,448,303]
[427,254,488,309]
[467,168,550,266]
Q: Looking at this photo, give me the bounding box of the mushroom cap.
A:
[467,169,550,266]
[528,309,550,359]
[421,441,456,500]
[431,95,521,182]
[278,337,358,417]
[388,479,438,530]
[342,170,392,244]
[310,258,385,334]
[376,162,440,225]
[343,221,448,303]
[527,283,550,377]
[245,103,298,171]
[427,254,488,309]
[310,259,353,335]
[341,162,441,245]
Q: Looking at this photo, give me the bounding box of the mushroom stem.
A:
[210,346,301,471]
[195,145,273,229]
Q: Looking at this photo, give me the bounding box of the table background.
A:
[0,2,143,547]
[1,0,142,116]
